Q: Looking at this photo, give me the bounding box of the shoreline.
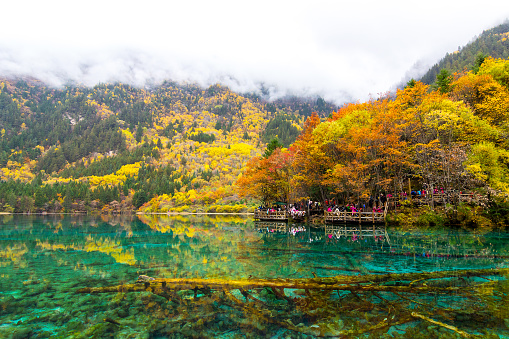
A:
[149,211,253,216]
[0,211,255,216]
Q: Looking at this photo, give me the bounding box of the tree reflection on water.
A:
[0,215,507,338]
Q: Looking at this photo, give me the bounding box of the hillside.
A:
[0,78,336,213]
[238,56,509,227]
[420,21,509,84]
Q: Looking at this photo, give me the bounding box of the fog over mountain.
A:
[2,0,508,104]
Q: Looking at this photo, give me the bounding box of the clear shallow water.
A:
[0,214,507,338]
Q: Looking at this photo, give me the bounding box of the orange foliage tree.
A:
[237,148,294,205]
[238,59,509,205]
[291,112,332,201]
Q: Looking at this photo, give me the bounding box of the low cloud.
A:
[1,1,508,105]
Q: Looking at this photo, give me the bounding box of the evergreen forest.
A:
[421,20,509,85]
[0,79,332,214]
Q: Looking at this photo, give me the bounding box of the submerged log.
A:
[76,268,507,338]
[411,312,474,338]
[77,268,508,295]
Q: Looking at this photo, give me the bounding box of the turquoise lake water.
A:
[0,214,508,338]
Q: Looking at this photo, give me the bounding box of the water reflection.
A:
[0,215,507,338]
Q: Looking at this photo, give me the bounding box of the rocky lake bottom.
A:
[0,214,508,338]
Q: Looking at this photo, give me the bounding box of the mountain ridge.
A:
[420,20,509,84]
[0,76,336,213]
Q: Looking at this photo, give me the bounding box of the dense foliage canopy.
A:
[237,57,509,225]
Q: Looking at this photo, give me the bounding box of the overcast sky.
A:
[1,0,508,104]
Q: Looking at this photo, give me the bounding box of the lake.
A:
[0,214,508,338]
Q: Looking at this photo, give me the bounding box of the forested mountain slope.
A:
[421,21,509,84]
[0,78,335,213]
[238,56,509,227]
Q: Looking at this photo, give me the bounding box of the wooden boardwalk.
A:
[388,192,486,208]
[254,210,288,221]
[324,210,385,224]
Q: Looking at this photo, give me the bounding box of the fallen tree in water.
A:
[77,268,509,337]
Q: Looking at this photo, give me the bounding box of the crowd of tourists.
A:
[256,204,309,220]
[289,206,306,219]
[324,196,387,215]
[256,187,462,219]
[256,205,285,214]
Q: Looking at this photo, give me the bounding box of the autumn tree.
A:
[237,148,294,205]
[290,112,332,201]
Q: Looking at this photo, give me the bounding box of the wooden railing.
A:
[254,210,288,220]
[324,210,385,224]
[387,192,487,209]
